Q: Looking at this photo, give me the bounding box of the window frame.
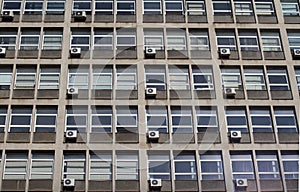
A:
[148,153,171,180]
[3,153,27,180]
[143,0,162,14]
[267,69,290,91]
[89,153,112,180]
[261,33,282,52]
[281,154,299,179]
[63,154,86,180]
[169,69,190,90]
[234,1,253,15]
[196,107,218,132]
[244,68,266,90]
[116,0,135,15]
[255,1,275,15]
[72,0,92,12]
[46,0,65,14]
[9,107,32,133]
[186,0,205,15]
[30,153,54,179]
[94,0,114,14]
[281,2,299,16]
[93,34,114,50]
[230,153,255,179]
[212,0,232,15]
[65,109,87,133]
[225,108,248,133]
[199,153,224,180]
[38,69,60,89]
[68,72,89,89]
[34,107,57,133]
[70,34,91,50]
[171,107,193,133]
[116,153,139,180]
[24,0,43,14]
[116,69,137,90]
[42,33,63,50]
[144,35,164,50]
[174,153,197,180]
[256,154,280,179]
[165,0,184,15]
[19,34,40,50]
[146,107,168,133]
[274,108,298,133]
[91,107,113,133]
[0,34,17,50]
[2,0,22,14]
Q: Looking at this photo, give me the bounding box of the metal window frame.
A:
[0,35,17,50]
[2,0,22,13]
[38,72,60,89]
[199,154,224,180]
[267,71,290,90]
[165,0,184,14]
[225,109,248,132]
[68,72,89,89]
[93,34,114,50]
[244,70,266,90]
[212,1,232,14]
[255,1,275,15]
[186,1,205,15]
[143,0,162,14]
[90,113,112,133]
[70,34,91,49]
[116,0,136,14]
[30,155,54,179]
[169,72,190,90]
[144,35,164,50]
[145,72,166,89]
[65,113,88,131]
[42,34,63,50]
[166,35,187,50]
[281,2,299,15]
[72,0,92,12]
[89,154,112,180]
[23,0,43,14]
[147,154,171,179]
[230,154,255,179]
[116,72,137,90]
[45,0,65,14]
[92,73,113,89]
[192,72,214,90]
[62,156,86,178]
[19,34,40,50]
[94,0,113,14]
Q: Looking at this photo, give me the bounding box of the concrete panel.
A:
[116,15,136,23]
[1,14,20,22]
[88,180,112,191]
[40,50,62,59]
[143,14,163,23]
[194,90,216,99]
[161,180,172,192]
[7,133,31,143]
[44,14,64,22]
[147,133,170,144]
[13,89,35,99]
[241,51,262,60]
[170,90,192,99]
[2,180,26,191]
[285,179,298,192]
[116,133,139,143]
[0,133,5,143]
[32,133,56,143]
[284,16,300,24]
[92,50,114,59]
[257,15,278,23]
[1,50,15,58]
[214,15,234,23]
[247,90,269,100]
[17,50,39,59]
[0,90,10,98]
[188,15,207,23]
[167,50,188,59]
[22,14,42,22]
[150,90,167,100]
[278,132,299,144]
[116,90,138,100]
[270,90,293,100]
[172,133,195,143]
[28,179,53,191]
[229,133,251,143]
[115,180,139,191]
[219,50,239,60]
[190,50,211,59]
[37,89,59,99]
[201,180,226,191]
[236,15,256,23]
[263,51,285,60]
[116,50,137,59]
[166,15,185,23]
[74,180,86,192]
[91,90,112,99]
[224,90,245,99]
[89,133,113,143]
[198,131,221,144]
[145,50,165,59]
[94,14,114,22]
[174,180,198,191]
[77,89,89,99]
[70,50,90,59]
[233,179,257,192]
[260,179,283,191]
[253,132,275,143]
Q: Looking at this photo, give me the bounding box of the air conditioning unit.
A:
[66,130,78,139]
[63,178,75,187]
[293,49,300,58]
[73,11,86,18]
[0,47,6,55]
[147,131,159,139]
[2,10,14,18]
[149,178,162,188]
[220,48,231,56]
[70,48,81,56]
[67,87,79,95]
[236,179,248,187]
[224,87,236,97]
[146,87,157,95]
[230,130,242,139]
[145,48,156,55]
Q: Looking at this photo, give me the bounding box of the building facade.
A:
[0,0,299,191]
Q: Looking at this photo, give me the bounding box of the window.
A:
[221,68,242,89]
[143,0,161,14]
[91,106,112,133]
[250,107,273,132]
[165,0,183,15]
[39,67,60,89]
[35,106,57,132]
[226,107,248,133]
[255,0,275,15]
[89,152,112,180]
[15,66,36,89]
[116,106,138,132]
[287,30,300,50]
[295,68,300,90]
[2,0,22,14]
[66,106,87,133]
[144,28,164,50]
[30,152,54,179]
[186,1,205,15]
[230,152,255,179]
[174,152,197,180]
[281,152,299,179]
[169,66,190,90]
[24,0,43,14]
[189,29,209,50]
[68,67,89,89]
[71,29,90,50]
[20,29,40,50]
[92,66,113,90]
[95,0,113,14]
[192,66,214,90]
[267,68,290,90]
[216,29,237,50]
[116,152,138,180]
[46,0,65,14]
[171,106,193,133]
[200,151,224,180]
[116,66,137,90]
[4,152,27,179]
[244,68,266,90]
[9,106,32,132]
[116,28,136,49]
[256,152,280,179]
[146,106,168,133]
[166,29,186,50]
[234,0,254,15]
[42,29,63,50]
[94,28,113,50]
[148,152,171,180]
[73,0,91,12]
[196,106,218,132]
[145,65,166,90]
[281,0,299,16]
[0,66,12,90]
[274,107,298,132]
[238,30,259,51]
[0,29,17,50]
[117,0,135,15]
[0,106,7,132]
[63,153,86,180]
[261,30,282,51]
[212,0,232,15]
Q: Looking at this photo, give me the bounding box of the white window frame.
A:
[89,154,112,180]
[192,70,214,90]
[70,34,91,50]
[24,0,43,14]
[221,69,242,89]
[144,35,164,50]
[145,72,166,90]
[19,34,40,50]
[244,69,266,90]
[30,154,54,179]
[169,71,190,90]
[274,108,297,132]
[65,113,87,133]
[0,107,7,132]
[165,0,183,14]
[255,1,275,15]
[281,2,299,16]
[116,110,138,130]
[196,107,218,131]
[38,72,60,89]
[199,154,224,180]
[0,72,12,89]
[93,34,114,50]
[9,108,32,132]
[116,34,136,48]
[72,0,92,12]
[92,73,113,90]
[116,153,139,180]
[189,35,209,50]
[0,35,17,50]
[295,69,300,90]
[216,34,237,50]
[146,108,168,133]
[91,110,112,133]
[212,1,232,15]
[171,108,193,133]
[94,0,113,14]
[3,154,27,180]
[2,0,22,13]
[239,35,259,51]
[116,0,135,14]
[281,154,299,179]
[234,1,253,15]
[42,34,63,50]
[148,154,170,180]
[225,109,248,133]
[63,155,86,180]
[230,154,255,179]
[261,35,282,51]
[68,72,89,89]
[186,1,205,15]
[116,71,137,90]
[15,72,36,89]
[267,70,290,90]
[250,108,273,133]
[174,154,197,180]
[256,154,280,179]
[34,108,57,132]
[45,0,65,14]
[143,0,162,14]
[166,35,186,50]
